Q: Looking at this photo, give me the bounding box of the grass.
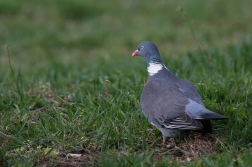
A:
[0,0,252,166]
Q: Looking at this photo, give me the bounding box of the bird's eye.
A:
[140,46,144,49]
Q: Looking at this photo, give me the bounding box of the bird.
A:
[132,41,228,143]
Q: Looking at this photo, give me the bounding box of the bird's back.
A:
[147,69,203,104]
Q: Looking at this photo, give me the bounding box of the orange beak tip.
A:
[132,50,139,57]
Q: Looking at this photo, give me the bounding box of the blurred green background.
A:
[1,0,252,166]
[0,0,251,77]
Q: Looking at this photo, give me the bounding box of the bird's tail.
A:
[197,110,229,120]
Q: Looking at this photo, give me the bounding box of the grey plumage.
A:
[132,41,228,142]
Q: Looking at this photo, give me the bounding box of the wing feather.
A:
[162,112,203,130]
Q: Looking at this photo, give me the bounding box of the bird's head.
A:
[132,41,161,60]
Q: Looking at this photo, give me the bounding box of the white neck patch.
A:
[147,62,163,76]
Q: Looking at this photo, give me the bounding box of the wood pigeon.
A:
[132,41,228,143]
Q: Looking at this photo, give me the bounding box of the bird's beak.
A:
[132,50,139,57]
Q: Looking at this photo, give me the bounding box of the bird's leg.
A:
[183,131,190,140]
[162,136,167,144]
[163,136,176,148]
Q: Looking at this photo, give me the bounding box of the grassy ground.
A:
[0,0,252,166]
